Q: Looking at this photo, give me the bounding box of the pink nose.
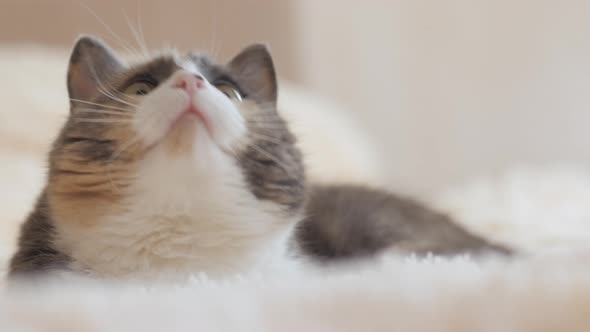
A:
[174,73,205,91]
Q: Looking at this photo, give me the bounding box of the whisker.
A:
[247,111,287,117]
[241,101,281,110]
[75,118,132,124]
[122,8,148,57]
[97,86,139,108]
[108,106,163,164]
[105,82,139,102]
[79,3,142,57]
[208,0,220,58]
[103,109,164,192]
[106,125,153,192]
[115,132,144,159]
[97,84,125,102]
[248,144,290,173]
[84,59,140,109]
[105,162,130,195]
[248,118,288,123]
[248,121,289,126]
[249,118,295,126]
[76,108,132,117]
[136,0,149,55]
[95,82,129,102]
[106,142,135,194]
[108,133,142,161]
[248,124,287,130]
[252,101,277,107]
[70,99,132,112]
[104,119,153,193]
[248,133,284,145]
[241,109,270,115]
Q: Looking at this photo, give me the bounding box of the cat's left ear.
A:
[228,44,277,104]
[67,35,125,105]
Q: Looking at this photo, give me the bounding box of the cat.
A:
[8,35,510,282]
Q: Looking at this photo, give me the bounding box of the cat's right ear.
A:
[67,35,124,105]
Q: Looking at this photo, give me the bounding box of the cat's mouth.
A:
[171,104,212,135]
[157,104,216,155]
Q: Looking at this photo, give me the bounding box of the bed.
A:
[1,46,589,331]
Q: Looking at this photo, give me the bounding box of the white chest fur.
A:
[55,143,298,281]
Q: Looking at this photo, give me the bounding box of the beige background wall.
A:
[2,0,590,195]
[0,0,299,79]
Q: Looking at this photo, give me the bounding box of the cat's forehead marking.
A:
[178,58,200,75]
[128,55,180,82]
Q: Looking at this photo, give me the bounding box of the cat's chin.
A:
[161,112,207,156]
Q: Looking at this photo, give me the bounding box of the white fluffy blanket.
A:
[1,46,590,331]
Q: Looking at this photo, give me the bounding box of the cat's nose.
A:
[174,73,205,91]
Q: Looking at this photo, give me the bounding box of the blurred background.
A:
[2,0,590,197]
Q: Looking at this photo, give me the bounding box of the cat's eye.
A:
[214,83,243,102]
[125,81,156,96]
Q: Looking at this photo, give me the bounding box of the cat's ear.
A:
[67,35,124,103]
[228,44,277,104]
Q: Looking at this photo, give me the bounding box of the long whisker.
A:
[98,85,130,104]
[247,109,288,116]
[70,48,137,104]
[248,121,289,127]
[248,124,288,130]
[84,59,140,109]
[122,8,148,57]
[136,0,148,55]
[76,109,132,117]
[248,118,288,123]
[101,130,144,194]
[74,118,132,124]
[79,3,141,58]
[105,83,139,102]
[250,116,296,125]
[106,119,156,192]
[245,101,279,109]
[209,0,220,58]
[70,99,132,112]
[105,160,134,195]
[248,144,290,173]
[247,114,288,120]
[108,106,163,164]
[248,133,284,145]
[96,84,136,107]
[97,86,139,108]
[104,118,153,193]
[102,95,161,194]
[249,114,289,120]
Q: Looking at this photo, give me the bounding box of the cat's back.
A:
[297,185,511,261]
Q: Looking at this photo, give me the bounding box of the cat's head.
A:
[48,36,305,226]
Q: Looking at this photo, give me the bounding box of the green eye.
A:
[215,83,242,102]
[125,81,155,96]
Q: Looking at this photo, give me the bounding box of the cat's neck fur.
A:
[52,141,298,281]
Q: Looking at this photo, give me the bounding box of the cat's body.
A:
[9,36,510,282]
[300,185,510,262]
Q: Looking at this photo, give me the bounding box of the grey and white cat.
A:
[9,36,510,282]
